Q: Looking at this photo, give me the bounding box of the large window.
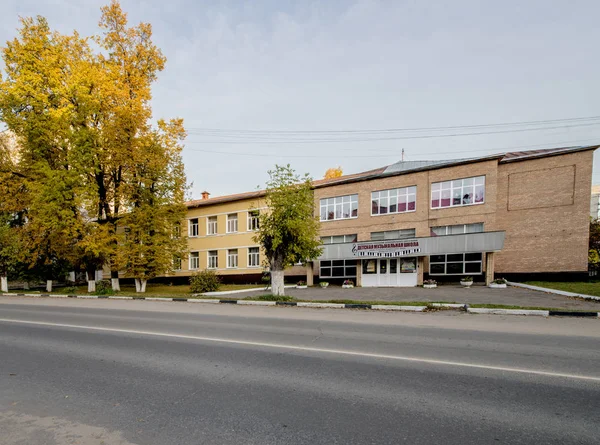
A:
[227,249,238,268]
[430,223,484,236]
[320,260,357,278]
[226,214,238,233]
[248,247,260,267]
[207,216,217,235]
[429,253,483,275]
[371,229,416,241]
[320,195,358,221]
[189,218,199,237]
[321,234,357,244]
[431,176,485,209]
[173,255,182,270]
[207,250,218,269]
[248,210,260,231]
[189,252,199,270]
[371,186,416,215]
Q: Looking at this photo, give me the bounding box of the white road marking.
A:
[1,317,599,382]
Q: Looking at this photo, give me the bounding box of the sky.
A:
[1,0,599,198]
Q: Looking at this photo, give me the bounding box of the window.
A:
[226,214,238,233]
[172,223,181,239]
[371,186,416,215]
[227,249,238,268]
[371,229,416,241]
[431,176,485,209]
[430,223,484,236]
[248,247,260,267]
[189,252,199,270]
[248,210,260,231]
[429,253,483,275]
[207,250,218,269]
[320,195,358,221]
[189,218,199,237]
[173,256,182,270]
[207,216,217,235]
[320,260,357,278]
[321,234,358,244]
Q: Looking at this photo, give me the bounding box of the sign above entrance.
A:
[352,240,421,258]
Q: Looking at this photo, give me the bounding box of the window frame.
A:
[430,223,484,236]
[189,251,200,270]
[207,250,218,269]
[371,186,417,216]
[429,252,483,276]
[247,210,260,231]
[248,247,260,268]
[430,175,485,210]
[227,249,238,269]
[189,218,199,237]
[371,228,416,241]
[207,216,218,235]
[320,234,358,245]
[319,194,359,221]
[320,259,357,278]
[226,214,238,233]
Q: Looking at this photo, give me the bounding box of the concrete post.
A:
[417,257,425,286]
[485,252,495,286]
[356,259,362,287]
[306,262,314,287]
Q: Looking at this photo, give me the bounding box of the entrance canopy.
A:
[319,231,505,260]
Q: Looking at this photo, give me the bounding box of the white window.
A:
[320,260,357,278]
[248,247,260,267]
[371,186,416,215]
[207,216,217,235]
[189,252,199,270]
[207,250,218,269]
[371,229,416,241]
[172,223,181,239]
[227,249,238,268]
[429,253,483,275]
[430,223,484,236]
[173,256,182,270]
[431,176,485,209]
[226,214,238,233]
[321,234,358,244]
[248,210,260,231]
[320,194,358,221]
[189,218,199,237]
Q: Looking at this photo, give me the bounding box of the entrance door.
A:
[361,258,418,287]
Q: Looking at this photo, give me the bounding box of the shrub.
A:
[424,279,437,285]
[493,278,507,284]
[461,276,473,282]
[343,279,354,286]
[62,286,78,294]
[190,269,221,293]
[297,280,306,286]
[95,280,114,296]
[320,281,329,288]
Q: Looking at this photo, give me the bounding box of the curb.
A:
[2,292,599,318]
[507,282,600,302]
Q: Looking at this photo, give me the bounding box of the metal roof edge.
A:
[500,145,600,164]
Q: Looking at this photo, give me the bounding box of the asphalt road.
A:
[1,297,599,445]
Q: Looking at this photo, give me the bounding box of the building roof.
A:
[186,144,598,208]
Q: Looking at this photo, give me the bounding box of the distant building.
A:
[591,185,600,219]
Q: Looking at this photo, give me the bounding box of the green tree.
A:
[590,218,600,264]
[254,165,322,296]
[118,119,187,292]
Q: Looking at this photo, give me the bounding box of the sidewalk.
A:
[227,284,600,311]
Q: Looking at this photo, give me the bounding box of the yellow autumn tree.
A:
[324,166,343,179]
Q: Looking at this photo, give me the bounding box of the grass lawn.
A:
[524,281,600,297]
[29,283,263,297]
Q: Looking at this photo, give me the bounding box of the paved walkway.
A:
[233,284,600,311]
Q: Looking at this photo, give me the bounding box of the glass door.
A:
[378,259,390,286]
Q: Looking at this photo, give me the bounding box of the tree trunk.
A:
[111,269,120,291]
[46,280,53,293]
[270,269,285,296]
[1,275,8,293]
[134,278,147,293]
[86,270,96,293]
[23,282,29,290]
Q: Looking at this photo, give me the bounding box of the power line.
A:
[183,122,600,144]
[183,138,599,159]
[186,115,600,135]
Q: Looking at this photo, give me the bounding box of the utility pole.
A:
[401,148,405,162]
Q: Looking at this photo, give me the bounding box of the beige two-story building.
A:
[175,144,597,287]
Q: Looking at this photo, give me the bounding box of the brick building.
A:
[176,145,597,287]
